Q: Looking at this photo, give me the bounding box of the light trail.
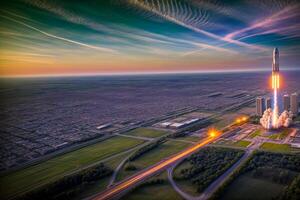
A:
[93,136,217,200]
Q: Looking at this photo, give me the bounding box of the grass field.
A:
[0,136,144,199]
[233,140,251,147]
[176,135,202,142]
[220,173,287,200]
[248,129,262,138]
[213,139,234,145]
[125,128,169,138]
[122,172,183,200]
[268,128,290,140]
[213,139,250,148]
[117,140,191,181]
[260,142,299,152]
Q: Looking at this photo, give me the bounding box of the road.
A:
[107,141,154,188]
[92,136,217,200]
[168,164,197,200]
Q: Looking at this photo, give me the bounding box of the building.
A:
[265,97,271,109]
[159,122,172,128]
[291,93,299,116]
[283,94,290,111]
[256,97,265,116]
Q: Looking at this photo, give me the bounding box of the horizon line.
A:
[1,67,299,79]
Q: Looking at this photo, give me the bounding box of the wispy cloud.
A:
[1,14,116,53]
[127,0,266,51]
[224,4,300,40]
[238,24,300,41]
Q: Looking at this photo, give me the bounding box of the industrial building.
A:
[291,93,299,116]
[283,94,290,111]
[265,97,271,109]
[256,97,265,116]
[160,118,200,129]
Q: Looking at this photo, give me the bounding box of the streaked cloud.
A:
[225,4,300,40]
[1,14,117,53]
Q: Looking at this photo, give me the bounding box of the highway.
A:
[92,136,217,200]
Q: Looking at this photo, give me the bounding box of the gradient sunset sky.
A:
[0,0,299,76]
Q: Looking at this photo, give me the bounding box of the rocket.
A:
[272,48,280,89]
[272,48,279,72]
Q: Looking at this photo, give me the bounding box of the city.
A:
[0,1,300,200]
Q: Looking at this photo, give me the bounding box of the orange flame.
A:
[271,74,280,89]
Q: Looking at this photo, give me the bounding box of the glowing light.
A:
[208,128,219,137]
[242,116,248,121]
[271,74,280,90]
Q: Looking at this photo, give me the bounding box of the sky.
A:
[0,0,299,77]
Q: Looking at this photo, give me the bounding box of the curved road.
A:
[92,136,217,200]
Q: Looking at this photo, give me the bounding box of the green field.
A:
[117,140,191,181]
[0,136,144,199]
[268,128,290,140]
[248,129,262,138]
[180,135,203,142]
[220,173,287,200]
[125,128,169,138]
[122,172,182,200]
[260,142,298,152]
[213,139,234,145]
[213,139,250,148]
[233,140,251,147]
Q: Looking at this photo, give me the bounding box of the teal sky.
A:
[0,0,299,76]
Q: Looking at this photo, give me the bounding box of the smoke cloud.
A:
[260,108,293,129]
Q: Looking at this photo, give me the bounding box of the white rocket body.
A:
[272,48,279,73]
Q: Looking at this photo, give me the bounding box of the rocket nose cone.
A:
[274,47,279,53]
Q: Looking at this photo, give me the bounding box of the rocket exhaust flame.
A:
[272,74,280,89]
